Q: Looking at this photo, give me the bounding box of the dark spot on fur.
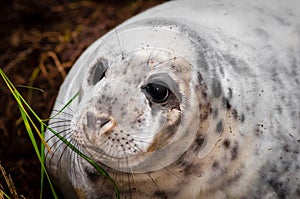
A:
[274,15,291,26]
[283,145,289,153]
[255,124,264,137]
[193,136,205,151]
[231,143,239,160]
[240,113,245,123]
[84,167,101,182]
[212,79,222,98]
[228,88,233,99]
[223,139,231,149]
[183,164,194,175]
[222,96,231,109]
[219,66,224,76]
[212,108,218,118]
[232,109,238,119]
[176,155,188,167]
[98,193,113,199]
[199,103,210,120]
[268,178,290,198]
[216,121,223,133]
[154,191,168,198]
[296,187,300,196]
[276,105,282,114]
[196,137,205,147]
[255,28,270,39]
[197,72,205,85]
[212,161,219,171]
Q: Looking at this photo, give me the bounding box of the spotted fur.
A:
[45,0,300,198]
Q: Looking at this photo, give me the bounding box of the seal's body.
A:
[45,0,300,198]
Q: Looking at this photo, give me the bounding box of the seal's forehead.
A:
[104,49,195,82]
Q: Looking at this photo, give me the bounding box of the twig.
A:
[0,163,19,199]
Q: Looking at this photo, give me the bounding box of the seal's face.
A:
[72,49,202,173]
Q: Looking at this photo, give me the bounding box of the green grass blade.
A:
[0,69,50,151]
[16,85,45,93]
[0,68,58,198]
[17,98,58,199]
[46,126,120,198]
[0,189,11,199]
[44,91,120,198]
[48,92,79,121]
[1,68,119,198]
[40,124,45,199]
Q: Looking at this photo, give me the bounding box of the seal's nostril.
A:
[98,116,116,130]
[100,118,110,127]
[96,116,116,137]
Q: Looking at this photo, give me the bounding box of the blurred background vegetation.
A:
[0,0,167,198]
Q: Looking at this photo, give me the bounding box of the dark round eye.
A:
[145,83,170,103]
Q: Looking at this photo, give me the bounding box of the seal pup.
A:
[45,0,300,198]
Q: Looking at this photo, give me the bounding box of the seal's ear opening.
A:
[88,58,108,86]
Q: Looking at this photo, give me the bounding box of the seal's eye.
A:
[145,83,170,103]
[88,59,108,86]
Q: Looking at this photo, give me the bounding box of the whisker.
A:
[72,142,84,182]
[48,119,72,126]
[152,57,177,68]
[98,171,108,197]
[149,48,165,62]
[53,143,69,177]
[162,166,184,182]
[48,124,72,131]
[127,170,133,199]
[46,129,72,152]
[123,153,133,199]
[49,132,74,171]
[51,109,74,117]
[146,48,157,66]
[127,156,140,199]
[46,127,72,143]
[114,28,124,60]
[99,37,119,58]
[52,100,78,115]
[125,142,145,155]
[147,173,161,193]
[130,139,152,144]
[110,165,120,198]
[56,136,77,177]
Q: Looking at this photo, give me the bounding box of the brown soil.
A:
[0,0,167,198]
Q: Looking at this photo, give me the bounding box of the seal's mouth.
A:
[72,98,183,172]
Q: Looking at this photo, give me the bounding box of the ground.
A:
[0,0,167,198]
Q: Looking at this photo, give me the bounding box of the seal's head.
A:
[46,24,239,198]
[66,46,223,198]
[72,49,204,173]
